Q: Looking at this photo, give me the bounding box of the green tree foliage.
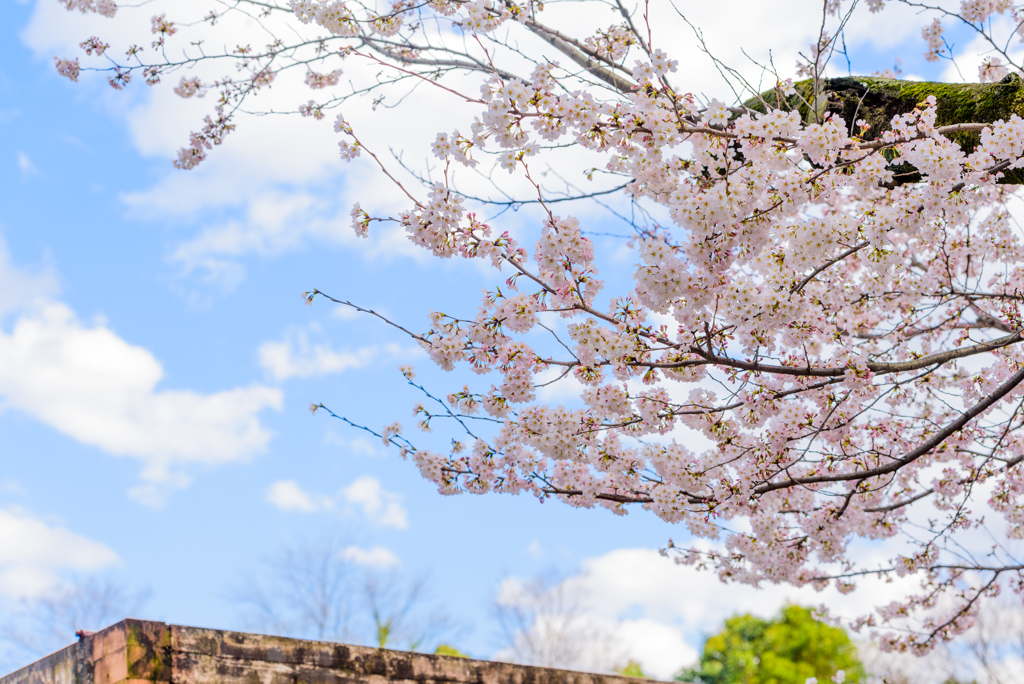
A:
[617,660,648,678]
[676,606,864,684]
[433,644,470,658]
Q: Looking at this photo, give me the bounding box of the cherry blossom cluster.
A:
[922,19,945,62]
[980,56,1009,82]
[173,104,235,170]
[150,14,177,49]
[305,69,343,89]
[299,100,326,119]
[173,77,203,99]
[960,0,1014,23]
[54,57,81,82]
[79,37,109,56]
[583,24,636,61]
[60,0,116,17]
[914,0,1024,69]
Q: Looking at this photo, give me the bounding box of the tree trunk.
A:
[744,75,1024,183]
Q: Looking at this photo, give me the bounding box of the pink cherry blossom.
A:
[52,0,1024,654]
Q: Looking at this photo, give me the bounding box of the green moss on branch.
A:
[744,75,1024,183]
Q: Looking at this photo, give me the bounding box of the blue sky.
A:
[0,0,997,679]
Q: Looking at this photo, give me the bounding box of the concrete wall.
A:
[0,621,656,684]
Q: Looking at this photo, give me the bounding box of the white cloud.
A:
[0,232,58,320]
[264,476,408,528]
[19,0,407,291]
[941,25,1024,85]
[165,190,351,291]
[493,575,643,674]
[258,326,378,381]
[0,507,119,599]
[0,478,25,496]
[339,545,400,569]
[0,234,279,504]
[266,480,333,513]
[613,619,697,680]
[258,324,423,382]
[16,151,38,177]
[341,475,408,529]
[324,432,379,457]
[857,639,953,684]
[0,301,281,506]
[534,364,586,404]
[570,547,917,628]
[332,305,362,320]
[497,547,928,679]
[524,538,545,560]
[10,1,575,288]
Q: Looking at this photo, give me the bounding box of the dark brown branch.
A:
[754,364,1024,494]
[684,328,1024,377]
[791,241,869,294]
[524,20,635,95]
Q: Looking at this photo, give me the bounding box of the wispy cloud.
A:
[498,546,944,679]
[264,475,408,529]
[342,476,408,529]
[339,545,400,569]
[523,538,545,560]
[16,151,38,177]
[0,235,281,507]
[0,507,119,599]
[0,302,282,508]
[265,480,333,513]
[324,431,379,457]
[258,325,421,382]
[0,230,58,319]
[0,479,26,497]
[258,327,378,381]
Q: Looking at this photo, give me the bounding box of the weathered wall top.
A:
[0,620,658,684]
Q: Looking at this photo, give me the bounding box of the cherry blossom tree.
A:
[50,0,1024,656]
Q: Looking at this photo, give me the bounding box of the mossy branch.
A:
[744,75,1024,184]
